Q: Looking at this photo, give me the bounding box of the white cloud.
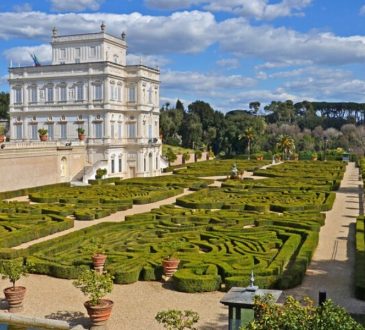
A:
[218,18,365,65]
[3,44,52,66]
[51,0,104,12]
[0,11,216,54]
[126,54,170,68]
[162,70,256,93]
[216,58,240,69]
[360,5,365,15]
[13,3,32,12]
[145,0,312,20]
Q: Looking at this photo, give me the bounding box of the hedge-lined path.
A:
[13,188,196,250]
[286,161,365,314]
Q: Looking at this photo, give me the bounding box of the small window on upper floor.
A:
[90,46,96,57]
[75,59,80,64]
[113,55,119,64]
[14,87,22,104]
[75,48,81,58]
[60,48,66,59]
[128,85,136,103]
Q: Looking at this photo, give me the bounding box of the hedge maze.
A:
[0,176,211,249]
[0,160,346,293]
[172,159,270,176]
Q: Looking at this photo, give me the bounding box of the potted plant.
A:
[95,168,107,180]
[0,126,6,143]
[254,153,264,161]
[84,238,107,273]
[290,152,299,160]
[311,152,318,161]
[38,128,48,141]
[155,309,199,330]
[73,269,114,328]
[1,259,30,312]
[77,127,86,141]
[162,241,182,278]
[274,153,282,162]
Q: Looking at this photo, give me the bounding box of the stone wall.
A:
[0,145,87,193]
[170,151,210,166]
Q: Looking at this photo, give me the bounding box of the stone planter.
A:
[4,286,26,312]
[162,258,180,277]
[84,299,114,329]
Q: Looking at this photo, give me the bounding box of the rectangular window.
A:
[94,85,102,100]
[75,59,80,64]
[148,87,153,104]
[95,122,102,138]
[156,156,159,170]
[148,125,152,139]
[15,89,22,104]
[118,158,122,172]
[111,159,115,174]
[60,48,66,59]
[16,124,22,139]
[128,85,136,102]
[90,46,96,57]
[110,85,115,101]
[47,124,54,140]
[29,87,37,103]
[76,85,83,101]
[60,123,67,139]
[110,122,115,138]
[60,86,67,102]
[118,123,122,139]
[31,125,38,140]
[127,123,136,138]
[117,85,122,101]
[75,48,80,58]
[46,87,53,102]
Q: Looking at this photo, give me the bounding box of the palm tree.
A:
[244,127,255,160]
[277,135,295,160]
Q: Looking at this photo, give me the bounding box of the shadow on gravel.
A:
[199,312,227,330]
[45,310,89,328]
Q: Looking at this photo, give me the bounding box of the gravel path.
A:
[286,162,365,313]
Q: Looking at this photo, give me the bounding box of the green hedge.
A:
[355,216,365,299]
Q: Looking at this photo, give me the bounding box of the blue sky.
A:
[1,1,365,112]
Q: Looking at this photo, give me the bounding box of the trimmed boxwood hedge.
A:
[355,215,365,299]
[0,160,346,293]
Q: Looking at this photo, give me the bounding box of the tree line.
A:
[160,99,365,157]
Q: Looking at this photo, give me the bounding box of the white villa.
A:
[6,23,162,184]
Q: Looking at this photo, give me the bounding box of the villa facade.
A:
[7,24,162,182]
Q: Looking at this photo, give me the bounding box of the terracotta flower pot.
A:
[162,258,180,277]
[92,254,107,273]
[4,286,26,312]
[78,134,86,141]
[39,135,48,142]
[0,135,5,143]
[84,299,114,328]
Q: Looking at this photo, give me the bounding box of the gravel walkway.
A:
[286,162,365,313]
